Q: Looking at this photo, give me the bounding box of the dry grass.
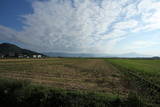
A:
[0,58,129,96]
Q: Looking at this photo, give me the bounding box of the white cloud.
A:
[0,0,160,54]
[135,0,160,31]
[19,0,126,53]
[125,3,139,18]
[114,20,138,30]
[0,25,19,42]
[101,30,126,40]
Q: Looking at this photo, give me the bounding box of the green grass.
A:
[106,58,160,106]
[106,59,160,86]
[0,58,157,106]
[0,78,145,107]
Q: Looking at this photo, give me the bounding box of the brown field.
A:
[0,58,129,96]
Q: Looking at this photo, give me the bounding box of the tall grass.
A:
[0,78,146,107]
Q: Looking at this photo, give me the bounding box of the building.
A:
[33,55,37,58]
[17,54,24,58]
[33,54,42,58]
[8,52,15,57]
[23,55,30,58]
[0,54,4,58]
[26,56,30,58]
[18,55,24,58]
[37,55,42,58]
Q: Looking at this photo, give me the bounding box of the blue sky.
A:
[0,0,160,56]
[0,0,33,31]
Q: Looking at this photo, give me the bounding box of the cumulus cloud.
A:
[0,0,160,54]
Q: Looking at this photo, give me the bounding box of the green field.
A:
[0,58,160,106]
[107,58,160,106]
[107,59,160,86]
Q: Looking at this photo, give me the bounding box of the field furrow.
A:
[0,58,129,96]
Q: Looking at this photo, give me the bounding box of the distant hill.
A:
[152,56,160,59]
[43,52,113,58]
[44,52,150,58]
[0,43,153,58]
[0,43,45,58]
[116,52,151,58]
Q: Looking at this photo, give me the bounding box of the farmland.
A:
[0,58,160,106]
[107,59,160,86]
[107,58,160,106]
[0,58,126,94]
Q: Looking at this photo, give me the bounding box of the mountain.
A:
[44,52,150,58]
[43,52,111,58]
[115,52,151,58]
[0,43,45,57]
[0,43,150,58]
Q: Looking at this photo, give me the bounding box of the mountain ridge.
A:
[0,43,45,57]
[43,52,151,58]
[0,43,153,58]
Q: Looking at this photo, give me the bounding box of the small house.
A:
[37,55,42,58]
[18,54,24,58]
[0,54,4,58]
[33,54,42,58]
[8,52,15,57]
[33,55,37,58]
[26,56,30,58]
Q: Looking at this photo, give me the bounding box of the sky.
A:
[0,0,160,56]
